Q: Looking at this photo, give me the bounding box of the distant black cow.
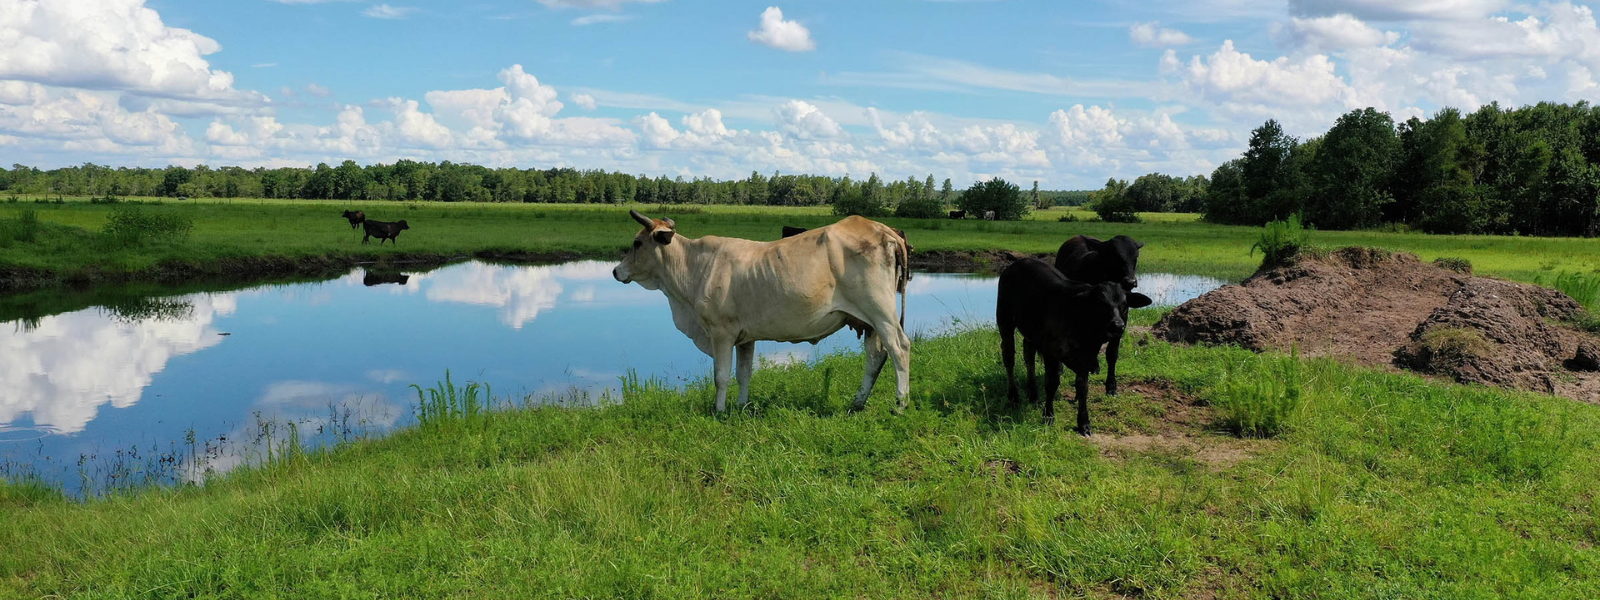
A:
[781,225,809,238]
[362,271,411,286]
[997,258,1151,433]
[342,210,366,229]
[1054,234,1144,395]
[362,219,409,245]
[949,210,966,220]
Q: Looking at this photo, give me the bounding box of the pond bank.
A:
[4,328,1597,597]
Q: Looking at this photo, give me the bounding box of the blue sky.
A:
[5,0,1600,188]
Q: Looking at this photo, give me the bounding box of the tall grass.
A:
[1213,351,1304,437]
[100,206,193,246]
[411,370,491,426]
[1539,271,1600,311]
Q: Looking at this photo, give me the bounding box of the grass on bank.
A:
[3,318,1598,598]
[1,197,1596,285]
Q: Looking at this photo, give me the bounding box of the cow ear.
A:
[661,218,675,229]
[1127,293,1153,309]
[653,229,674,245]
[1135,240,1145,249]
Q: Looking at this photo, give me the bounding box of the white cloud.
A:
[572,14,635,25]
[253,62,278,68]
[1289,0,1506,21]
[571,93,598,110]
[304,83,332,97]
[363,4,418,19]
[0,0,264,106]
[748,7,815,52]
[774,100,842,139]
[1173,40,1357,120]
[1130,22,1194,47]
[1277,14,1401,51]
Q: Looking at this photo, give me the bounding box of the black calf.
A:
[1054,234,1144,395]
[997,258,1151,433]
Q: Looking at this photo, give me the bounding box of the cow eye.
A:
[632,240,642,249]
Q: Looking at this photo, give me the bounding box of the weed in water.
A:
[411,370,491,426]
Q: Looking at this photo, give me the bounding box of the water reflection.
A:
[0,260,1224,491]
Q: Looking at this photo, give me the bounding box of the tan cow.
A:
[612,210,911,413]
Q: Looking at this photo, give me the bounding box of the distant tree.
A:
[896,173,945,218]
[957,178,1028,220]
[832,174,888,217]
[161,166,191,197]
[1304,108,1399,229]
[1091,178,1140,223]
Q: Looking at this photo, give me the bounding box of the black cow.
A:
[362,219,410,245]
[342,210,366,229]
[949,210,966,220]
[997,258,1151,433]
[362,271,411,286]
[781,225,809,238]
[1054,234,1143,395]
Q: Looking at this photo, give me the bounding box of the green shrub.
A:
[894,193,945,219]
[1433,257,1473,274]
[1056,213,1080,223]
[1091,191,1141,223]
[5,195,17,203]
[100,206,194,246]
[0,209,41,246]
[89,194,121,205]
[1214,353,1303,438]
[1250,214,1312,269]
[955,178,1029,221]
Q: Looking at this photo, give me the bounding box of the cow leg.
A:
[1043,359,1061,425]
[362,233,370,244]
[712,341,734,413]
[1001,325,1018,404]
[736,341,755,409]
[1074,367,1092,436]
[1105,335,1122,396]
[851,331,889,412]
[1023,339,1038,405]
[886,325,911,414]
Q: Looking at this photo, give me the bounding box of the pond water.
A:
[0,261,1225,492]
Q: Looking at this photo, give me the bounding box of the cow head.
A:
[1099,235,1144,290]
[613,210,676,288]
[397,220,410,230]
[1080,282,1153,338]
[342,210,356,219]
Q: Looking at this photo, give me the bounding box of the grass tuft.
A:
[1213,351,1303,438]
[1250,214,1313,270]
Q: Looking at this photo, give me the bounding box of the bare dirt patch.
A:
[1090,379,1271,469]
[1154,248,1600,402]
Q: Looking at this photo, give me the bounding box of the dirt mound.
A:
[1154,248,1600,402]
[1090,379,1272,469]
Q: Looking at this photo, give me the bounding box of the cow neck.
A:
[652,235,711,306]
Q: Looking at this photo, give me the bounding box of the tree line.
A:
[1202,102,1600,237]
[0,160,1092,218]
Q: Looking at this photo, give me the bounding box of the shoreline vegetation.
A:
[2,197,1595,295]
[3,325,1598,596]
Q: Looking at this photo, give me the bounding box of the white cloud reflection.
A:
[0,293,234,434]
[422,261,619,328]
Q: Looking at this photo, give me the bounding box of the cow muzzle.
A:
[1122,276,1138,290]
[612,265,631,284]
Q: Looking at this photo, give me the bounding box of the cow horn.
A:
[629,209,653,227]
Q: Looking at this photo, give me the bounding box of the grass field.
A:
[2,197,1596,285]
[3,318,1597,598]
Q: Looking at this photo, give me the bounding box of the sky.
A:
[4,0,1600,189]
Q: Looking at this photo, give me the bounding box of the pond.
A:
[0,261,1226,492]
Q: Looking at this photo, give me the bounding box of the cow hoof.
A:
[1042,414,1055,425]
[892,404,907,416]
[848,403,866,414]
[1105,387,1118,397]
[1076,425,1092,436]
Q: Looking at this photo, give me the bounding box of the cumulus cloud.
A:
[1130,22,1194,47]
[424,262,615,329]
[0,0,263,105]
[748,7,815,52]
[571,93,598,110]
[774,100,842,139]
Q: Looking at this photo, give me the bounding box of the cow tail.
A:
[896,236,909,328]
